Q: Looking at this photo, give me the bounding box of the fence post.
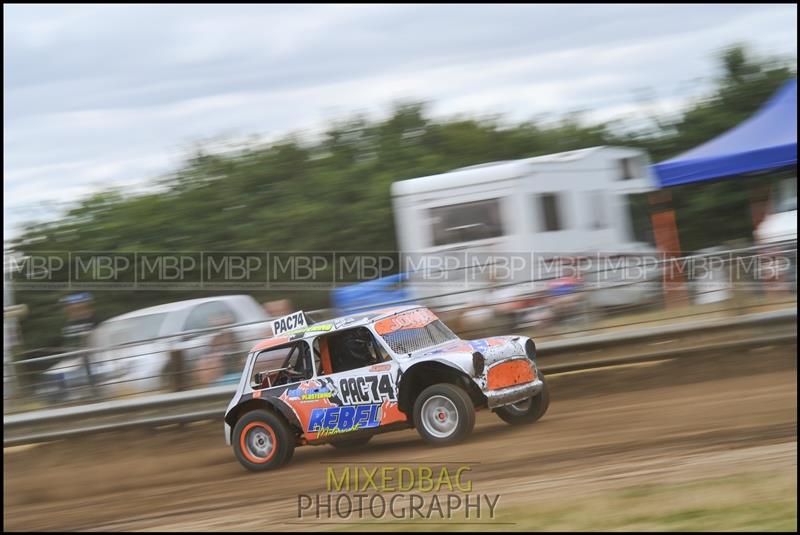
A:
[170,349,186,392]
[3,357,18,412]
[81,349,100,401]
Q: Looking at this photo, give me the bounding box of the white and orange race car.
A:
[224,305,548,471]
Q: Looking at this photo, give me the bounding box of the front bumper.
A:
[485,378,543,409]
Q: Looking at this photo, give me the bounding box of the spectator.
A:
[263,299,293,319]
[59,292,98,397]
[60,292,96,350]
[193,309,237,386]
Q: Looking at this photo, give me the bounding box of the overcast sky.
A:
[3,4,797,241]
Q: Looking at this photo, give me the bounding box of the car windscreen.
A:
[94,313,169,347]
[379,320,458,355]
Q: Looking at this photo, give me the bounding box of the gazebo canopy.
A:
[653,78,797,187]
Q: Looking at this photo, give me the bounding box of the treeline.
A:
[9,45,796,351]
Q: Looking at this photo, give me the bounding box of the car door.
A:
[178,301,237,375]
[294,327,408,440]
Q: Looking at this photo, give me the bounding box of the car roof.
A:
[250,304,423,352]
[104,295,248,322]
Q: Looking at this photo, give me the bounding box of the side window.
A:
[184,301,235,332]
[317,327,387,375]
[250,343,312,388]
[251,346,292,388]
[536,193,563,232]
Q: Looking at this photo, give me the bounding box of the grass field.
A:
[505,471,796,532]
[330,470,797,532]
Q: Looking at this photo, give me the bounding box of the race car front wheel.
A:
[233,409,295,471]
[496,375,550,425]
[414,383,476,445]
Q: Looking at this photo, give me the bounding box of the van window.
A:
[429,199,504,246]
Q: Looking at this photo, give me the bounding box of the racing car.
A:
[224,306,549,471]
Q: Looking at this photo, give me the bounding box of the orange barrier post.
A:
[649,191,688,308]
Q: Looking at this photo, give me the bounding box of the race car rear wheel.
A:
[496,375,550,425]
[329,436,372,449]
[414,383,476,445]
[233,409,295,471]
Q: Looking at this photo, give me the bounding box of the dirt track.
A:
[4,349,797,531]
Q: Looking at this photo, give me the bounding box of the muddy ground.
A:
[4,346,797,531]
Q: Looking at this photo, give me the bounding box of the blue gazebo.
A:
[654,78,797,187]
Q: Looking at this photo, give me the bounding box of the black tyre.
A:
[413,383,476,445]
[232,409,295,471]
[329,436,373,449]
[496,375,550,425]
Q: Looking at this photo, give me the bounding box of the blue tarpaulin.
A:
[653,78,797,187]
[330,272,410,314]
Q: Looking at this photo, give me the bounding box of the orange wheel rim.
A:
[240,422,277,463]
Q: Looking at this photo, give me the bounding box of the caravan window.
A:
[537,193,563,232]
[619,156,646,181]
[588,191,607,229]
[429,199,504,246]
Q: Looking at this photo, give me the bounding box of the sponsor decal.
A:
[469,338,506,353]
[272,311,308,335]
[279,372,406,440]
[308,404,382,437]
[423,338,506,356]
[287,323,334,338]
[333,317,356,329]
[374,308,438,335]
[286,379,336,401]
[369,363,392,372]
[427,340,472,355]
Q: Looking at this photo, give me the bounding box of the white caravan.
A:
[755,176,797,245]
[390,146,660,310]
